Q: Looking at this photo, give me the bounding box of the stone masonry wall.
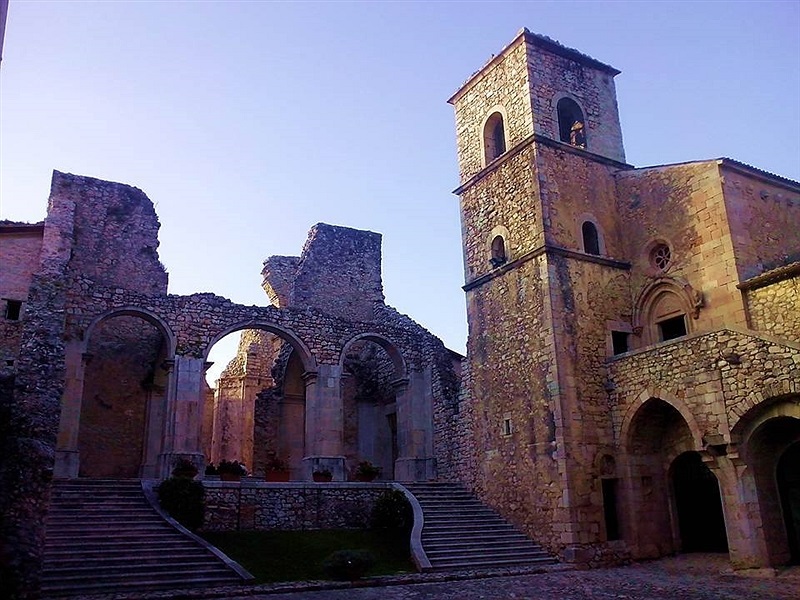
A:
[50,171,168,296]
[534,143,624,255]
[203,482,390,531]
[720,166,800,280]
[458,145,542,283]
[615,161,748,332]
[525,34,625,163]
[745,274,800,341]
[449,33,533,182]
[0,225,44,377]
[608,329,800,443]
[291,224,385,322]
[460,255,563,556]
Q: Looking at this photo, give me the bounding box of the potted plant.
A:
[264,455,291,482]
[354,460,381,482]
[312,468,333,483]
[217,459,247,482]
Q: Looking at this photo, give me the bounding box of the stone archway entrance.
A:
[671,452,728,552]
[778,442,800,563]
[78,313,169,478]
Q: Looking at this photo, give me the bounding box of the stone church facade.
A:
[1,25,799,598]
[448,29,800,570]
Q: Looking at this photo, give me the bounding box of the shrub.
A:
[217,459,248,476]
[171,457,198,479]
[157,477,205,531]
[321,549,375,581]
[370,489,413,533]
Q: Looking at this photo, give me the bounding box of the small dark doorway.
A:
[778,442,800,563]
[672,452,728,552]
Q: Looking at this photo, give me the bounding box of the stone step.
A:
[42,479,250,596]
[40,573,239,597]
[407,482,557,571]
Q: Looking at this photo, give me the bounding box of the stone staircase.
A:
[42,479,247,597]
[404,482,556,571]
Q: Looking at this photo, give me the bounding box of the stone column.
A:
[302,365,345,480]
[706,450,771,570]
[54,342,88,478]
[158,355,206,478]
[139,359,173,478]
[394,369,436,482]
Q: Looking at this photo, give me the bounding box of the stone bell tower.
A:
[449,29,634,563]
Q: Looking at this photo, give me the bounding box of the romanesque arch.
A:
[73,308,174,478]
[733,395,800,565]
[203,321,317,478]
[339,333,408,479]
[620,392,704,559]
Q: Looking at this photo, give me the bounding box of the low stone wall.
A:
[203,481,392,531]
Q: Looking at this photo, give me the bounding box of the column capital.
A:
[301,371,319,385]
[391,377,410,392]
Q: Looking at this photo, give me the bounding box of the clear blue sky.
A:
[1,1,798,377]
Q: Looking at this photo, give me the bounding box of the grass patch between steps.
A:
[200,529,414,583]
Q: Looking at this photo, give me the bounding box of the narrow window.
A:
[658,315,687,341]
[602,478,621,541]
[611,331,629,355]
[557,97,586,148]
[490,235,507,267]
[582,221,600,255]
[4,300,22,321]
[502,417,512,437]
[483,112,506,163]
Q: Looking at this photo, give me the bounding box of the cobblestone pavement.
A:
[224,555,800,600]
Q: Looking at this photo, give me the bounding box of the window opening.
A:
[601,478,621,541]
[483,112,506,163]
[650,244,671,271]
[611,331,629,355]
[502,417,512,437]
[490,235,507,267]
[557,98,586,148]
[4,300,22,320]
[658,315,687,341]
[582,221,600,255]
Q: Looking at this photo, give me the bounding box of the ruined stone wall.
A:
[291,224,384,322]
[745,273,800,341]
[203,481,390,531]
[615,161,748,332]
[720,166,800,280]
[261,256,300,307]
[525,35,625,163]
[49,171,168,296]
[450,34,533,182]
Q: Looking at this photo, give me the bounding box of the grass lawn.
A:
[201,529,415,583]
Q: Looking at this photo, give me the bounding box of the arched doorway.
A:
[671,452,728,552]
[205,324,314,479]
[78,313,169,478]
[623,396,699,558]
[340,334,407,480]
[777,442,800,563]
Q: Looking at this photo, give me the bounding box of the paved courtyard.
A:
[224,555,800,600]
